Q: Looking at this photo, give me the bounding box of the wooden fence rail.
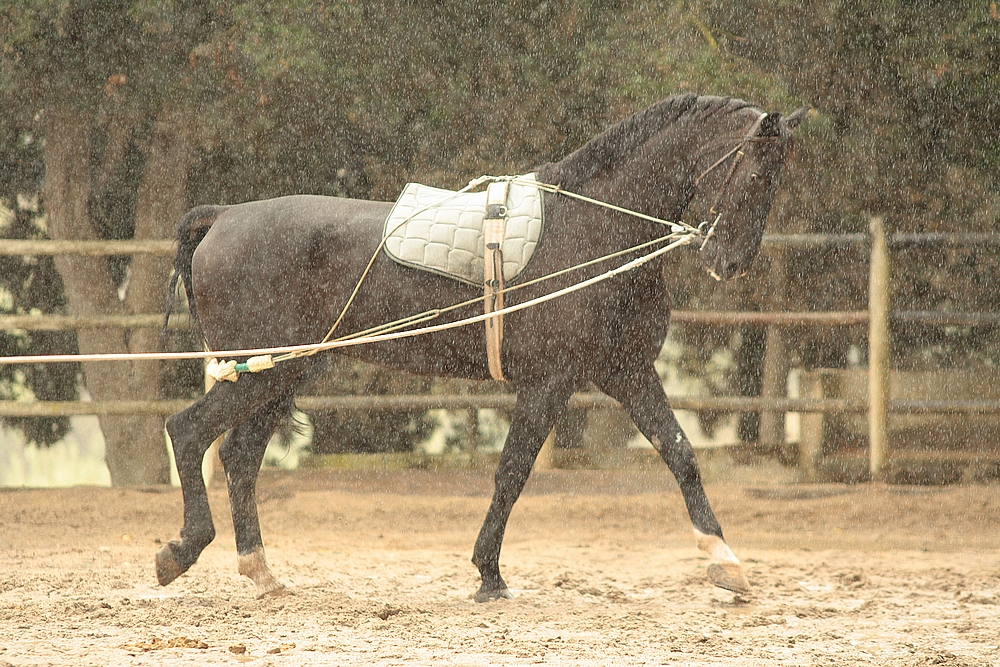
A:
[3,230,1000,478]
[5,310,1000,332]
[4,232,1000,256]
[0,239,176,255]
[3,394,999,418]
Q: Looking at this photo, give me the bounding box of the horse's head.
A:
[694,105,809,281]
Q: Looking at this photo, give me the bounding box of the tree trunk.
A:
[43,107,190,486]
[119,109,193,483]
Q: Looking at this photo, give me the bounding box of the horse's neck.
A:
[538,119,745,252]
[575,131,702,236]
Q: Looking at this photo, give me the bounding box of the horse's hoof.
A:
[238,549,286,599]
[255,581,288,599]
[707,562,751,595]
[473,586,514,603]
[155,540,186,586]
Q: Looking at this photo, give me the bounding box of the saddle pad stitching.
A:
[383,174,544,286]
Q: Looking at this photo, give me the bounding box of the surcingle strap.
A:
[483,181,508,381]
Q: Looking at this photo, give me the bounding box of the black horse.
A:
[157,94,808,600]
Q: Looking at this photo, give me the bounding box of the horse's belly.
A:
[340,329,493,381]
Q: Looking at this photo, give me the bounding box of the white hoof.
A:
[238,548,286,598]
[707,562,751,595]
[694,529,751,595]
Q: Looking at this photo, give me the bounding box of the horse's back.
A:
[191,195,394,350]
[199,194,391,250]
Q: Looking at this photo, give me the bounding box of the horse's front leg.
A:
[597,364,751,595]
[472,373,575,602]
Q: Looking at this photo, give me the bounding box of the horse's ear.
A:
[758,113,782,137]
[784,106,811,130]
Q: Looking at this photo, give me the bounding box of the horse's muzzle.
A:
[699,238,748,281]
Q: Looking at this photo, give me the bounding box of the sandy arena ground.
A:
[2,468,999,666]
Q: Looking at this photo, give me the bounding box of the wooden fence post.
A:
[868,216,890,481]
[534,429,556,470]
[759,247,789,452]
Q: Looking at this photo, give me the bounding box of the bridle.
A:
[692,114,784,246]
[695,142,748,216]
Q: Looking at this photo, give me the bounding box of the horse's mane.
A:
[541,94,760,189]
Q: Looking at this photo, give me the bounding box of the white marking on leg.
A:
[237,548,286,598]
[676,432,683,444]
[694,530,751,594]
[693,528,740,564]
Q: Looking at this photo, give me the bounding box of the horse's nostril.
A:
[717,259,743,280]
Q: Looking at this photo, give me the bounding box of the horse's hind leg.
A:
[597,364,751,595]
[156,396,226,587]
[219,392,297,598]
[156,358,318,588]
[472,373,575,602]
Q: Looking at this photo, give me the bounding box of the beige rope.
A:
[0,233,697,368]
[511,176,696,233]
[315,175,500,346]
[0,177,702,370]
[313,175,697,350]
[271,227,690,365]
[293,233,697,351]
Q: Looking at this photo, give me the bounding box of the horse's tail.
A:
[164,205,227,332]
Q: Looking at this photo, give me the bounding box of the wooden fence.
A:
[3,226,1000,477]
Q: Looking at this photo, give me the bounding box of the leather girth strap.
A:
[483,181,508,381]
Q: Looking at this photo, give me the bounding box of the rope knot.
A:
[206,358,240,383]
[206,354,275,382]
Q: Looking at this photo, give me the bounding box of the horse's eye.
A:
[750,173,759,180]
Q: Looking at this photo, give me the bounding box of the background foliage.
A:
[1,1,997,459]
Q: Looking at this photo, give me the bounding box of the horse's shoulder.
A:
[616,265,671,319]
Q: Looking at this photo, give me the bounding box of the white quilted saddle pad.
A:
[382,174,544,285]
